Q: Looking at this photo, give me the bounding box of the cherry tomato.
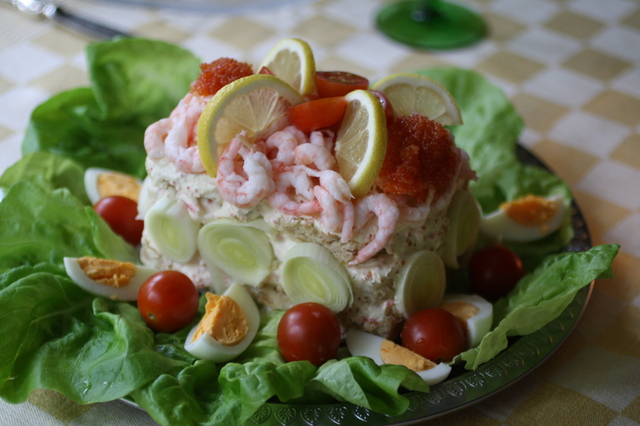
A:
[138,270,199,333]
[315,71,369,98]
[468,244,524,302]
[287,96,347,133]
[369,89,395,124]
[401,308,466,363]
[93,196,144,246]
[277,302,341,366]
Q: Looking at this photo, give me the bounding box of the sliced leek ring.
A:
[281,243,353,312]
[198,218,274,287]
[145,197,200,263]
[394,250,446,318]
[443,188,481,269]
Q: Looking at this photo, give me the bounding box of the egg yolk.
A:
[440,301,479,336]
[77,257,136,288]
[97,173,141,202]
[380,339,437,372]
[191,292,249,346]
[500,195,559,227]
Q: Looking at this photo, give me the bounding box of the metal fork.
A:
[2,0,130,39]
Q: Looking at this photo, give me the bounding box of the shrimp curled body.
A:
[216,134,275,208]
[351,193,400,265]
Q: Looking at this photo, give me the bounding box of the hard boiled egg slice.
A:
[440,294,493,349]
[64,256,159,301]
[84,167,143,205]
[184,284,260,363]
[480,194,565,242]
[346,329,451,386]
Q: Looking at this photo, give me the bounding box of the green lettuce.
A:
[21,38,200,179]
[0,181,137,274]
[0,151,89,205]
[455,244,619,370]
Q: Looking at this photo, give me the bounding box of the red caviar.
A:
[378,114,458,203]
[190,58,253,96]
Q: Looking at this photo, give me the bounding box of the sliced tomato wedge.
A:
[315,71,369,98]
[287,96,348,133]
[369,89,395,124]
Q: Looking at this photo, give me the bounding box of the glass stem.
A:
[413,0,443,22]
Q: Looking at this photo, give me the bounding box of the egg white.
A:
[346,328,451,386]
[480,195,565,242]
[63,257,159,301]
[84,167,142,205]
[441,294,493,349]
[184,283,260,363]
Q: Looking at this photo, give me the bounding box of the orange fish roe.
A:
[378,114,458,203]
[190,58,254,96]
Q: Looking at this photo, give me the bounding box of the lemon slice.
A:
[334,89,387,198]
[258,38,316,96]
[197,74,303,177]
[370,73,462,125]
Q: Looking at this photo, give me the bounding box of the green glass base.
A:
[376,0,487,50]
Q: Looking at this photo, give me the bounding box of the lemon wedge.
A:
[258,38,316,96]
[197,74,303,177]
[370,73,462,125]
[334,89,387,198]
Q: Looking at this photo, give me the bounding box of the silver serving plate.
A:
[122,144,593,425]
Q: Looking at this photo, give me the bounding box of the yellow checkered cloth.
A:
[0,0,638,424]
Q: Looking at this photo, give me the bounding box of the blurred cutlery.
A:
[2,0,130,39]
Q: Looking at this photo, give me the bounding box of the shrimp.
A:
[144,92,209,173]
[394,191,435,225]
[268,166,319,215]
[350,193,400,265]
[314,186,342,232]
[306,169,355,241]
[216,133,275,208]
[144,118,172,159]
[265,127,304,167]
[294,131,336,171]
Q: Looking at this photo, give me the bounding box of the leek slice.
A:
[443,188,481,268]
[198,218,274,287]
[281,243,353,312]
[394,250,446,318]
[145,197,200,263]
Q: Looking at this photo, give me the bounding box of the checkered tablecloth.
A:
[1,0,639,424]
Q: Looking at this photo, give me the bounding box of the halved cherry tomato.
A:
[401,308,466,363]
[369,89,395,124]
[315,71,369,98]
[138,270,200,333]
[93,196,144,246]
[287,96,348,133]
[469,244,524,301]
[277,302,341,366]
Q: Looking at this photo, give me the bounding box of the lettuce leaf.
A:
[0,268,184,404]
[0,181,138,274]
[0,151,89,205]
[22,38,200,178]
[455,244,620,370]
